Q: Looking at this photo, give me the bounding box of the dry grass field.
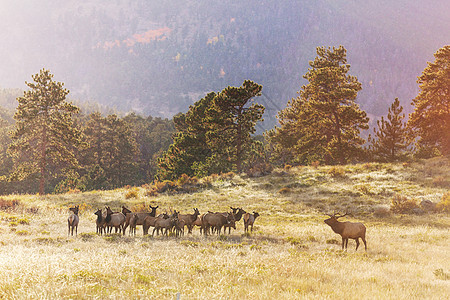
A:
[0,158,449,299]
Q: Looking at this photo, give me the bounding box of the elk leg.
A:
[362,238,367,251]
[341,237,345,250]
[355,238,360,251]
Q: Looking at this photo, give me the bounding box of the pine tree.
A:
[157,81,265,179]
[407,45,450,157]
[8,69,83,194]
[206,80,264,172]
[268,46,368,165]
[157,92,216,180]
[368,98,409,162]
[79,113,139,189]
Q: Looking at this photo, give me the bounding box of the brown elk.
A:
[142,213,169,235]
[123,205,158,235]
[105,206,126,235]
[152,211,178,237]
[178,208,200,234]
[202,212,233,236]
[324,213,367,251]
[94,208,106,235]
[243,212,259,233]
[225,207,246,234]
[68,206,79,236]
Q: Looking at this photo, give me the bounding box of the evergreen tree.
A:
[268,46,368,165]
[368,98,409,162]
[8,69,83,194]
[206,80,264,173]
[407,45,450,157]
[80,113,139,189]
[157,92,215,180]
[157,81,265,179]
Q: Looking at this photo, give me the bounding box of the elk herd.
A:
[68,205,367,251]
[68,205,260,238]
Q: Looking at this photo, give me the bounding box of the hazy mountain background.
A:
[1,0,449,131]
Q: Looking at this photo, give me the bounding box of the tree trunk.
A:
[39,125,47,195]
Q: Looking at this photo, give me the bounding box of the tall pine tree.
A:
[206,80,264,173]
[368,98,409,162]
[268,46,368,165]
[8,69,83,194]
[157,81,264,179]
[407,45,450,157]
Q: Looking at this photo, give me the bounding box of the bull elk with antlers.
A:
[324,212,367,251]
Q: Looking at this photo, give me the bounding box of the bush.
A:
[0,198,20,210]
[278,187,291,194]
[436,192,450,213]
[125,188,139,199]
[390,194,419,214]
[328,166,346,178]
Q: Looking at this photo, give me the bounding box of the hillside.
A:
[1,1,449,131]
[0,158,448,298]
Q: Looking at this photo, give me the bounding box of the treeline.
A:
[0,84,174,194]
[0,45,448,195]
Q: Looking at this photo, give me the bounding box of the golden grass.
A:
[0,158,449,299]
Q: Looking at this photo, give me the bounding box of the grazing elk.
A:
[202,212,233,236]
[243,212,260,233]
[324,213,367,251]
[178,208,200,234]
[94,208,106,235]
[68,205,79,236]
[105,206,126,235]
[123,205,158,235]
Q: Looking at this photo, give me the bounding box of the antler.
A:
[335,212,349,219]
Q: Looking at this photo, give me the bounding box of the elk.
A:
[324,213,367,251]
[202,212,233,236]
[68,206,79,236]
[152,211,178,237]
[243,212,259,233]
[225,207,246,234]
[142,213,169,235]
[94,208,106,235]
[105,206,126,235]
[123,205,158,235]
[178,208,200,234]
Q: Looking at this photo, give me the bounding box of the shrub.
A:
[328,166,346,178]
[125,188,139,199]
[310,161,320,168]
[436,192,450,213]
[432,176,450,188]
[390,194,419,214]
[0,198,20,210]
[278,187,291,194]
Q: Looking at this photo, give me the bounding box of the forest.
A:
[0,45,448,196]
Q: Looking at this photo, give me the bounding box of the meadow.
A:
[0,157,449,299]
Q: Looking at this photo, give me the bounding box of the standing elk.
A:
[123,205,158,235]
[142,213,169,235]
[68,206,79,236]
[225,207,246,234]
[152,211,178,237]
[178,208,200,234]
[324,212,367,251]
[243,212,259,233]
[202,212,233,236]
[94,208,106,235]
[105,206,126,235]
